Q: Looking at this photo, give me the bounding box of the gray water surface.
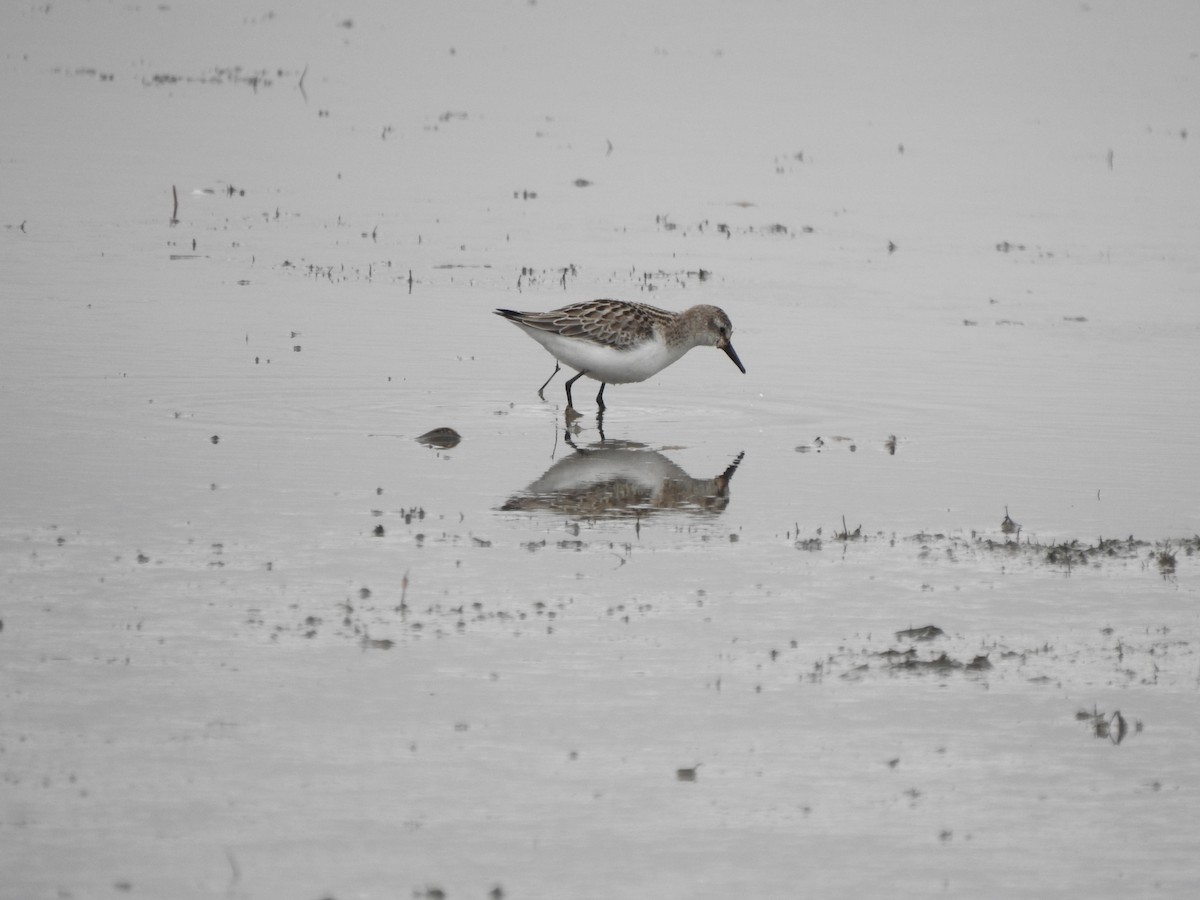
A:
[3,2,1199,898]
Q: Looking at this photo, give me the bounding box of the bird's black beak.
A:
[722,341,746,374]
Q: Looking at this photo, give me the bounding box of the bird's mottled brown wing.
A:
[501,300,671,350]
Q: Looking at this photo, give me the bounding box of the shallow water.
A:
[3,1,1199,898]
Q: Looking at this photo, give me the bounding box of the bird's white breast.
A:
[522,328,686,384]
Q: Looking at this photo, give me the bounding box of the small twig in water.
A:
[834,515,861,541]
[1001,506,1020,537]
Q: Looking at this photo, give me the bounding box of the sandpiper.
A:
[495,299,745,411]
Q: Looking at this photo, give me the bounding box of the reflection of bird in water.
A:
[500,443,745,518]
[495,299,745,413]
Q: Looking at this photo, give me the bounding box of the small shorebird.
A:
[495,299,745,411]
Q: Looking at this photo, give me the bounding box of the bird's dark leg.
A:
[564,371,587,411]
[536,361,561,400]
[595,383,607,410]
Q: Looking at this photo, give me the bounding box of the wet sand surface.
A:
[2,2,1199,897]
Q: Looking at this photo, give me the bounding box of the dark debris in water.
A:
[416,427,461,449]
[804,616,1190,687]
[675,765,701,782]
[655,213,811,240]
[1031,535,1193,579]
[887,652,993,674]
[895,625,944,642]
[1076,706,1141,745]
[244,506,1195,652]
[1156,546,1177,576]
[806,528,1196,579]
[254,559,587,645]
[141,66,298,90]
[860,625,991,675]
[795,433,891,454]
